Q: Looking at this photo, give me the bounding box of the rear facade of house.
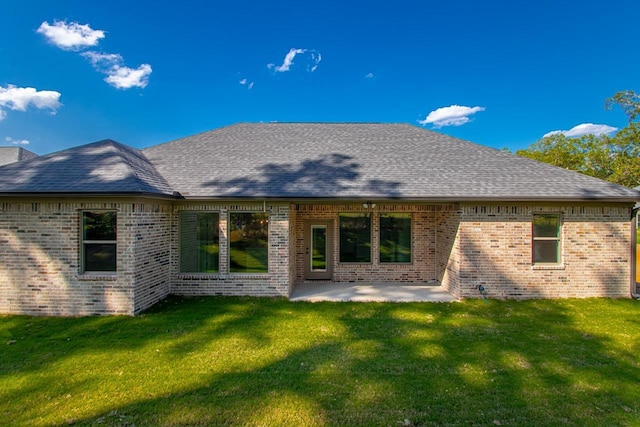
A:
[0,123,638,316]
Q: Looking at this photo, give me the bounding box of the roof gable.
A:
[0,139,174,196]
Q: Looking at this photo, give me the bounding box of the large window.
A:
[533,213,561,264]
[379,213,412,263]
[82,211,117,272]
[180,212,219,273]
[229,212,269,273]
[339,213,371,263]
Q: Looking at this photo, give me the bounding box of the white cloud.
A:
[104,64,153,89]
[5,137,30,146]
[268,48,305,72]
[81,51,152,89]
[365,72,374,78]
[418,105,485,128]
[309,52,321,72]
[82,51,122,68]
[0,85,62,120]
[543,123,618,138]
[239,78,255,89]
[37,20,105,50]
[268,48,322,73]
[38,21,152,90]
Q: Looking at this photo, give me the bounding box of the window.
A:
[339,213,371,263]
[310,225,328,272]
[180,212,219,273]
[532,213,561,264]
[380,213,412,263]
[82,211,116,272]
[229,212,269,273]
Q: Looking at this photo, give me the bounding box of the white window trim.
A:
[532,212,563,269]
[80,210,117,275]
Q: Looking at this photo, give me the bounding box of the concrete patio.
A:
[290,282,457,303]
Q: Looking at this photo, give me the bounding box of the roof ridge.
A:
[16,138,117,163]
[243,121,409,124]
[109,140,176,194]
[108,141,149,193]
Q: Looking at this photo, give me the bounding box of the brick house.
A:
[0,123,638,316]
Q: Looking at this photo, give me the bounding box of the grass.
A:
[636,243,640,283]
[1,297,639,426]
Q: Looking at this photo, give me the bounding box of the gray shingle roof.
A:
[0,147,38,166]
[142,123,640,201]
[0,139,174,196]
[1,124,638,201]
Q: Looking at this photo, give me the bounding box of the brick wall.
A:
[454,203,633,299]
[0,198,634,316]
[170,202,290,297]
[436,207,462,295]
[0,199,172,316]
[291,202,633,299]
[293,203,458,284]
[288,205,298,294]
[130,203,172,313]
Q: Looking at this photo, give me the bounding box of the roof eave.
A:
[174,195,640,204]
[0,191,180,200]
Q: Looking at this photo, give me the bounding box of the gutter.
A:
[0,191,182,200]
[170,195,640,204]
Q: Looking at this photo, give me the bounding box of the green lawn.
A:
[636,243,640,283]
[1,297,639,426]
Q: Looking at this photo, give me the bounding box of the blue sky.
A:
[1,0,639,155]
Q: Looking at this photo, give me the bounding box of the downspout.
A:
[631,207,640,300]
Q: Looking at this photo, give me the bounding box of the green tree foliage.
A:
[605,90,640,123]
[516,91,640,187]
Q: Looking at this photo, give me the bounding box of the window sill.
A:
[229,273,270,279]
[177,273,270,280]
[77,273,118,281]
[532,264,565,271]
[379,262,413,265]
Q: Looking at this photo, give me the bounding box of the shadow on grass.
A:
[3,297,637,425]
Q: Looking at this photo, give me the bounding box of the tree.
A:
[605,90,640,123]
[516,91,640,187]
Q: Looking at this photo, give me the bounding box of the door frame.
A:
[304,219,333,280]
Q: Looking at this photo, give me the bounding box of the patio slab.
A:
[290,282,457,303]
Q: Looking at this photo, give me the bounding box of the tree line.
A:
[516,90,640,188]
